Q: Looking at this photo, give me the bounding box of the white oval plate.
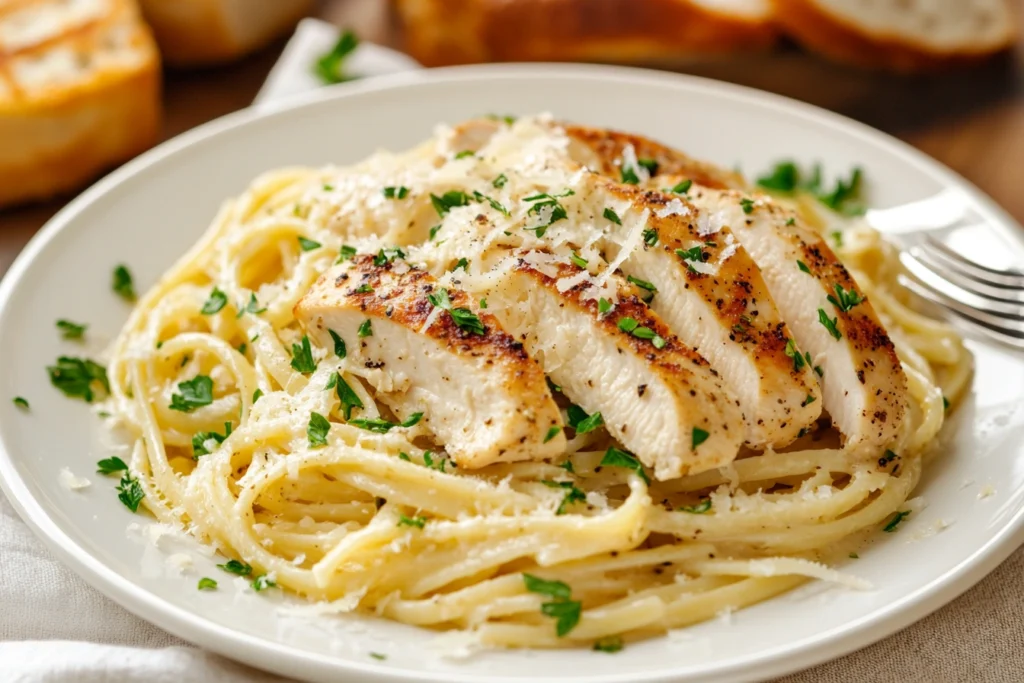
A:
[2,65,1024,683]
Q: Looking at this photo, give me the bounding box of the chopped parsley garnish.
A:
[397,514,426,529]
[544,425,562,443]
[786,217,796,226]
[56,319,87,340]
[802,394,817,407]
[620,159,640,184]
[47,356,109,402]
[331,372,364,420]
[756,161,799,192]
[671,179,693,195]
[523,574,581,636]
[252,574,276,592]
[472,190,509,216]
[617,317,665,349]
[679,498,712,514]
[559,459,575,473]
[492,173,508,188]
[626,274,657,300]
[349,413,423,434]
[943,395,950,411]
[593,636,624,653]
[370,652,387,660]
[570,252,588,269]
[603,208,622,225]
[96,456,128,475]
[430,190,470,217]
[638,158,659,175]
[883,510,910,533]
[169,375,214,412]
[112,264,135,301]
[692,427,710,449]
[12,397,28,410]
[427,288,485,335]
[819,168,864,215]
[675,246,704,264]
[598,298,612,315]
[452,257,469,272]
[252,389,263,403]
[480,298,488,308]
[337,245,357,262]
[217,559,252,576]
[849,552,859,559]
[643,228,658,247]
[879,449,899,466]
[307,412,330,447]
[740,198,755,214]
[200,287,227,315]
[831,231,844,248]
[523,190,573,237]
[784,339,813,373]
[327,329,347,358]
[236,293,267,317]
[116,473,144,512]
[567,404,604,434]
[423,451,449,472]
[827,284,865,313]
[197,577,217,591]
[797,260,811,274]
[454,150,475,160]
[297,236,321,252]
[547,377,562,393]
[485,113,517,125]
[373,247,406,266]
[383,186,409,199]
[600,447,650,484]
[756,162,865,215]
[290,335,317,373]
[354,284,374,294]
[192,422,232,458]
[818,308,842,340]
[429,224,442,240]
[313,29,359,84]
[542,480,587,514]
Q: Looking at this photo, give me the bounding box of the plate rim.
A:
[2,62,1023,683]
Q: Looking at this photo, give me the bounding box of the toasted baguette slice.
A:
[772,0,1017,71]
[0,0,161,208]
[138,0,312,66]
[395,0,776,66]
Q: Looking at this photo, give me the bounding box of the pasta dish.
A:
[103,115,971,650]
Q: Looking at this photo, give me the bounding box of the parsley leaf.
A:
[544,425,562,443]
[523,190,573,237]
[200,287,228,315]
[197,577,217,590]
[192,422,232,458]
[373,247,406,266]
[397,514,426,529]
[298,236,321,252]
[603,208,622,225]
[112,265,135,301]
[453,150,475,160]
[170,375,214,412]
[570,251,588,269]
[878,449,900,466]
[349,413,422,434]
[522,575,583,637]
[542,480,587,514]
[567,405,604,434]
[313,29,359,84]
[740,198,755,214]
[307,412,330,447]
[96,456,128,475]
[671,179,693,195]
[593,636,624,653]
[430,190,470,217]
[331,372,364,420]
[827,283,865,313]
[116,473,144,512]
[236,293,266,317]
[692,427,710,448]
[382,186,409,199]
[616,317,665,349]
[522,573,571,599]
[600,447,650,484]
[252,574,277,591]
[756,161,799,192]
[784,339,808,373]
[883,510,910,533]
[679,498,712,514]
[492,173,508,188]
[56,319,87,340]
[797,260,811,274]
[217,559,252,576]
[48,356,109,402]
[643,228,659,247]
[337,245,357,263]
[818,308,842,340]
[472,190,509,216]
[12,397,28,410]
[452,257,469,272]
[598,298,612,315]
[427,288,485,335]
[357,319,373,338]
[290,335,317,373]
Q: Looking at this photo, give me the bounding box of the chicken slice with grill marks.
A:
[485,254,745,480]
[673,181,908,450]
[294,254,566,468]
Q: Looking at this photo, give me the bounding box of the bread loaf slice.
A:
[138,0,312,66]
[395,0,776,66]
[772,0,1017,71]
[0,0,161,208]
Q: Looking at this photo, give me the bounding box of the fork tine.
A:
[909,244,1024,304]
[898,276,1024,349]
[921,236,1024,289]
[900,252,1024,320]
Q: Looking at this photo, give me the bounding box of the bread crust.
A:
[0,0,161,207]
[395,0,776,66]
[771,0,1017,72]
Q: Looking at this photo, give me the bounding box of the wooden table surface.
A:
[1,0,1023,275]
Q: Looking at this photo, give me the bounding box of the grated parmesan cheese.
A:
[58,467,90,491]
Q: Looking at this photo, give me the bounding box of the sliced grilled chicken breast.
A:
[681,185,908,450]
[294,254,565,467]
[591,179,823,448]
[486,254,745,480]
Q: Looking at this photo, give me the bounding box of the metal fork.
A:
[866,188,1024,349]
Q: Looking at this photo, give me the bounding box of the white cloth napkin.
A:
[4,18,1024,683]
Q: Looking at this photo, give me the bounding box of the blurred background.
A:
[1,0,1021,273]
